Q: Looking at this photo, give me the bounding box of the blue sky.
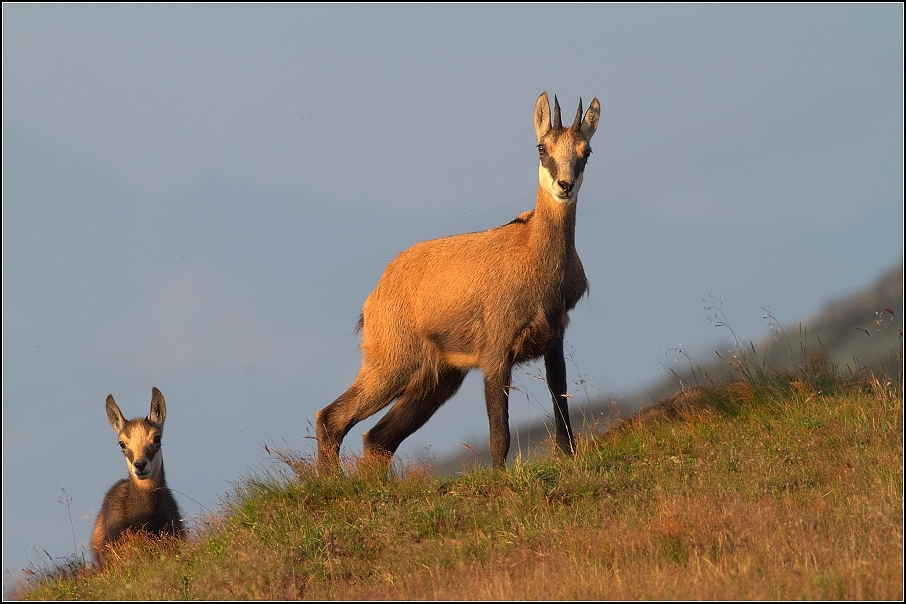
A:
[2,3,902,589]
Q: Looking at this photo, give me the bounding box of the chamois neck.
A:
[534,184,578,250]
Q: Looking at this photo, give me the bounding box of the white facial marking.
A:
[120,423,163,483]
[538,163,583,204]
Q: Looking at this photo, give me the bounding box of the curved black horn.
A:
[571,99,584,131]
[553,95,562,129]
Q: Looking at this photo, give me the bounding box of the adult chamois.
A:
[316,92,600,470]
[91,387,184,566]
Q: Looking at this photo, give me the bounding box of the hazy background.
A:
[3,3,902,589]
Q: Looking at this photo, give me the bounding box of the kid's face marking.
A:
[106,391,167,485]
[117,419,163,481]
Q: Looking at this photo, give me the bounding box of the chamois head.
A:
[105,387,166,485]
[534,92,601,203]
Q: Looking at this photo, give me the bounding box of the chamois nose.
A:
[133,460,147,472]
[557,180,574,195]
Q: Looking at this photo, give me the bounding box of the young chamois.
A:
[91,387,184,566]
[316,92,600,470]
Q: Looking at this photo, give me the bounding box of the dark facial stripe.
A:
[539,130,591,185]
[119,418,162,464]
[540,152,559,181]
[572,156,588,181]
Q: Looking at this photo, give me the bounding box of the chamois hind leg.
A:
[483,363,514,469]
[316,364,409,470]
[363,368,468,465]
[544,336,576,455]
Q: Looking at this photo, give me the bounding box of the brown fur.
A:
[316,92,601,470]
[91,387,184,566]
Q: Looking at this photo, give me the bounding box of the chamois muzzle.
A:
[133,459,150,478]
[557,180,575,195]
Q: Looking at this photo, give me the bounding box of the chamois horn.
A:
[571,99,584,132]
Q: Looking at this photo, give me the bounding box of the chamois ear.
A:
[149,387,166,426]
[105,395,125,433]
[534,92,552,141]
[581,98,601,141]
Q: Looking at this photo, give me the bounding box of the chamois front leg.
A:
[545,336,576,455]
[483,364,513,469]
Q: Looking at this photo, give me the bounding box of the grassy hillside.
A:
[13,346,903,600]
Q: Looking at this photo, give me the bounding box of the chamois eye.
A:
[118,441,126,450]
[153,435,161,445]
[537,144,546,156]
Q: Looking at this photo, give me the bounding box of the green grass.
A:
[13,350,903,600]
